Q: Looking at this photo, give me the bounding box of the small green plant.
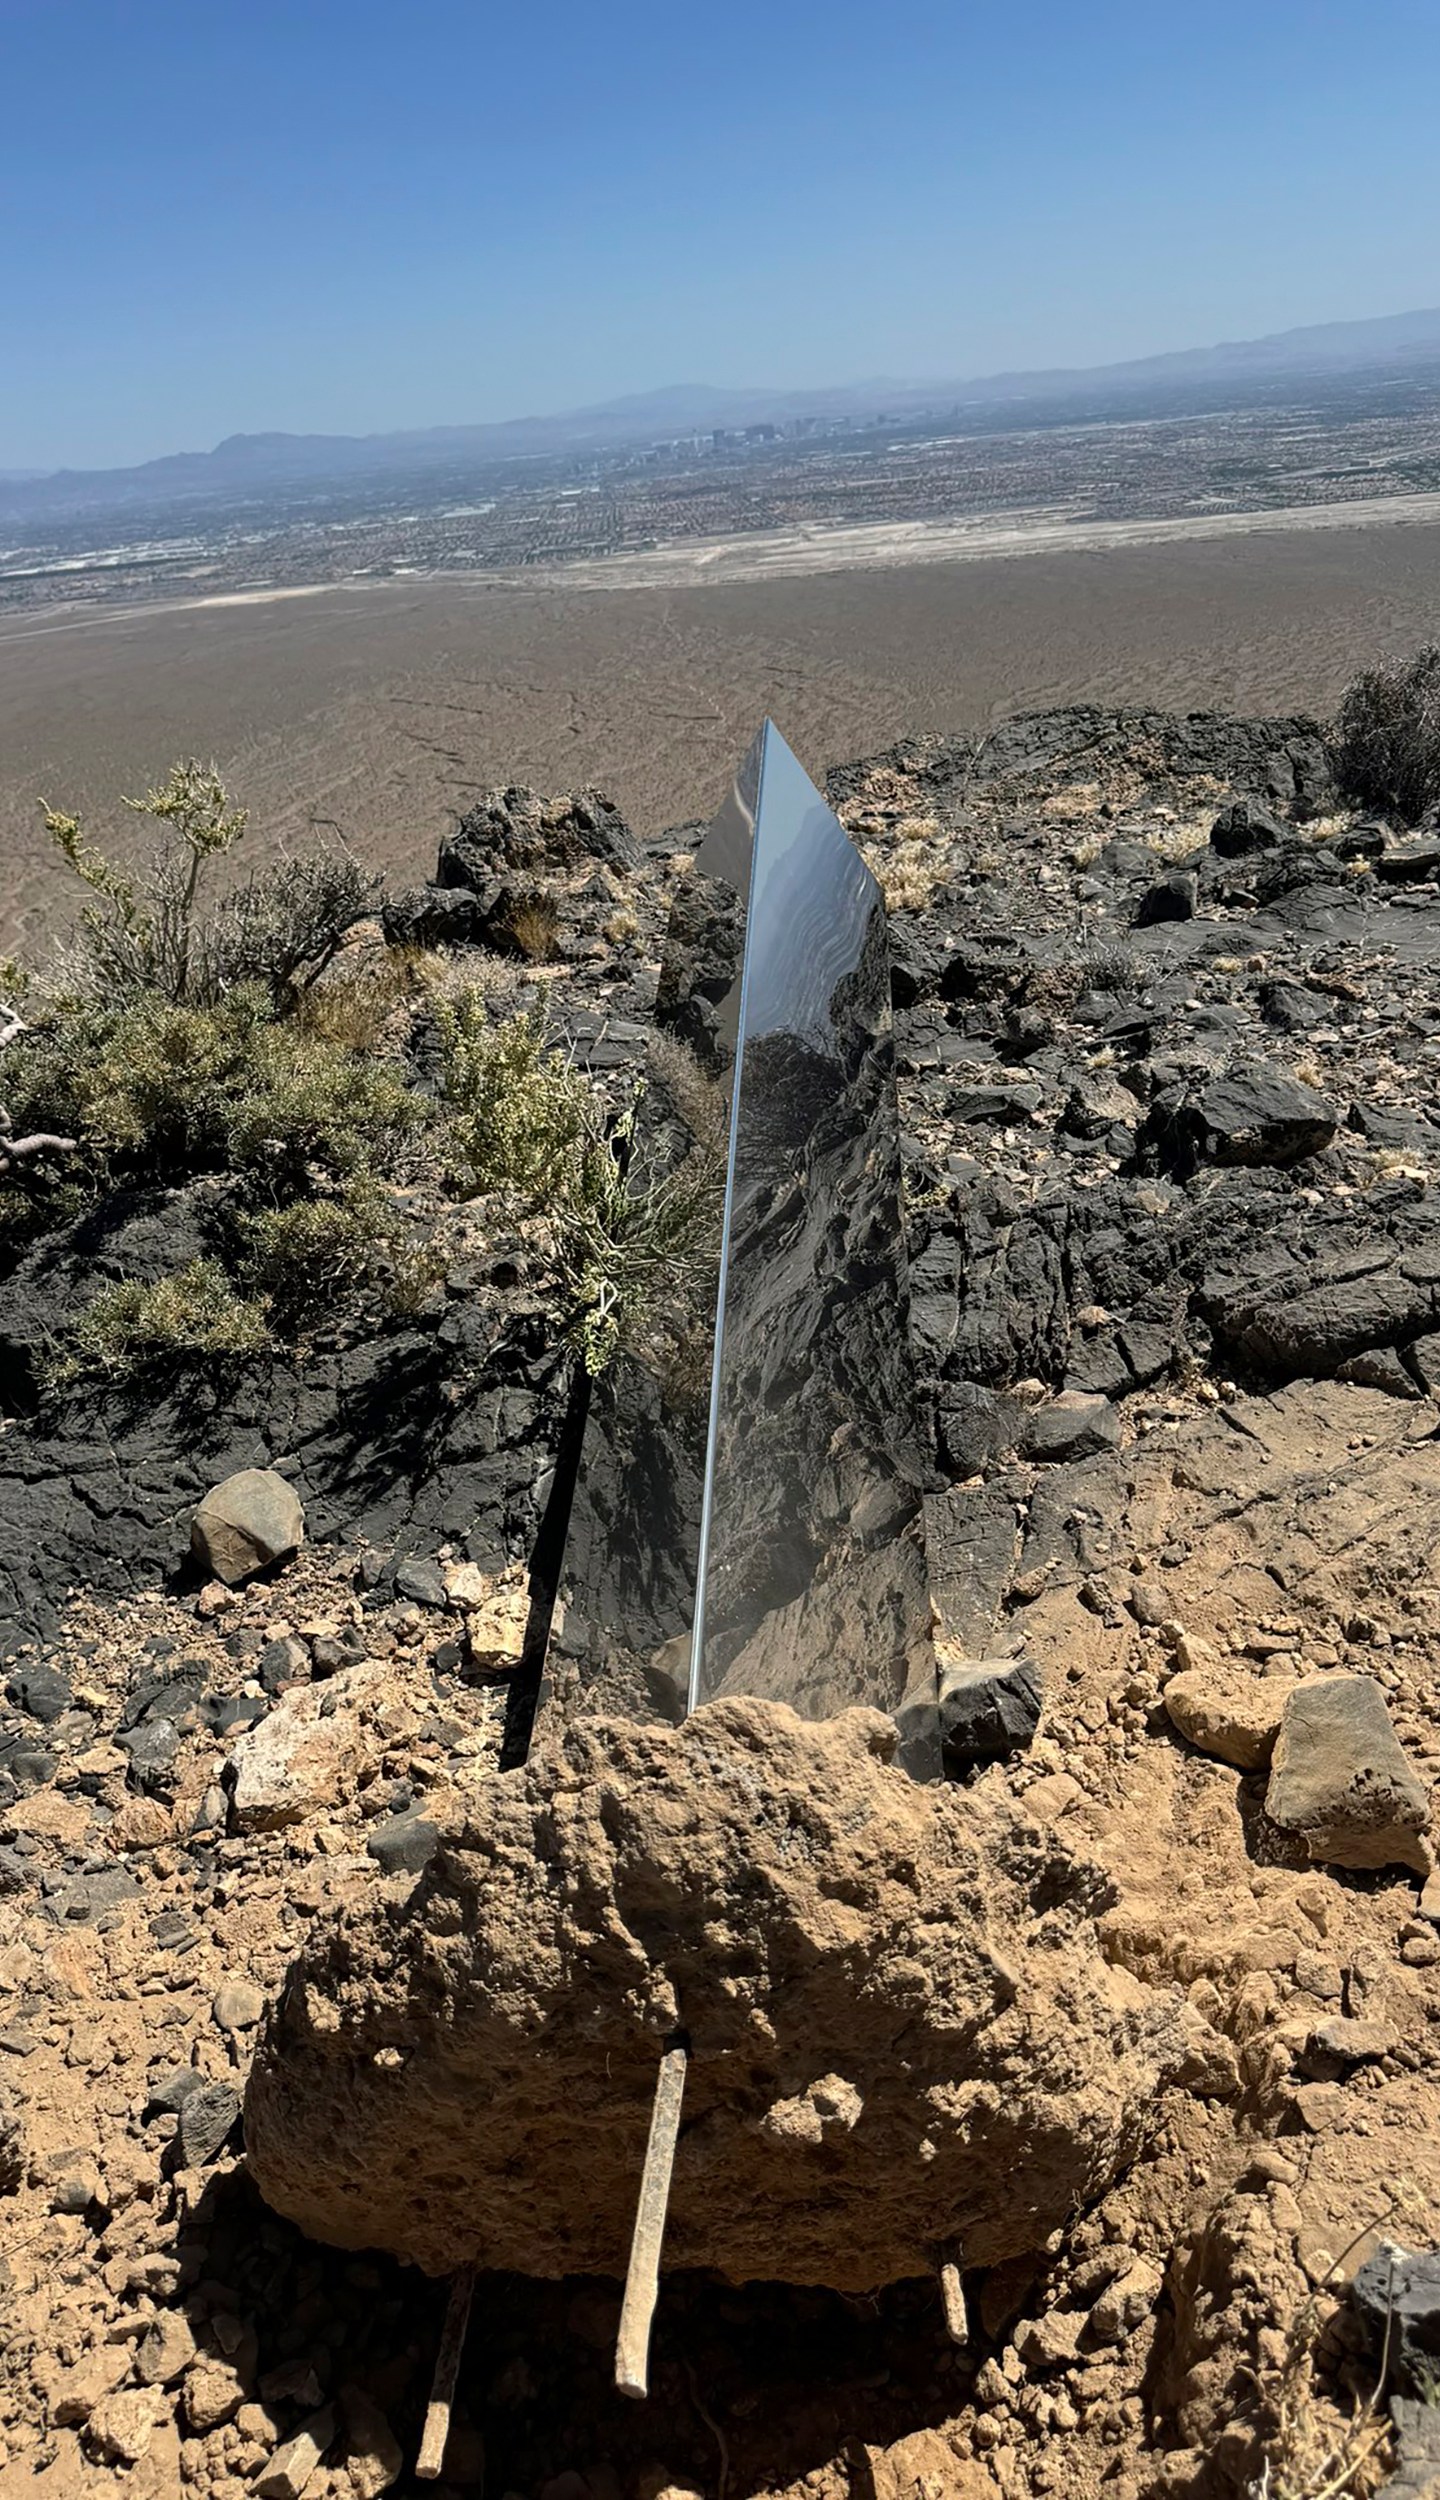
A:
[53,1259,270,1386]
[436,999,590,1198]
[437,997,723,1374]
[1331,646,1440,823]
[5,986,424,1193]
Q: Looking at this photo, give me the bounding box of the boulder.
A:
[245,1699,1186,2291]
[1163,1660,1295,1771]
[937,1653,1044,1772]
[1208,799,1286,857]
[1023,1391,1120,1463]
[1264,1676,1430,1873]
[1135,870,1198,926]
[436,786,638,885]
[191,1469,304,1587]
[1188,1064,1339,1168]
[227,1662,389,1832]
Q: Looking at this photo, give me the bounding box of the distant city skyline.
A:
[4,0,1440,472]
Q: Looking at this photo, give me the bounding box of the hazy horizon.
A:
[6,0,1440,472]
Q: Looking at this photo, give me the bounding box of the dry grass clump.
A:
[1332,646,1440,823]
[504,896,563,961]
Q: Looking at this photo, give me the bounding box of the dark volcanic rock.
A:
[5,1662,72,1725]
[1135,871,1198,926]
[1170,1063,1338,1171]
[1208,799,1286,857]
[437,786,639,885]
[1352,2247,1440,2394]
[938,1654,1044,1773]
[1023,1392,1121,1463]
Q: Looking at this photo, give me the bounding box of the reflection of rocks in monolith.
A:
[567,722,939,1773]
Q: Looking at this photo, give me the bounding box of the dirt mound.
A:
[245,1697,1187,2289]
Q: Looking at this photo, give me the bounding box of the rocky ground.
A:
[6,704,1440,2500]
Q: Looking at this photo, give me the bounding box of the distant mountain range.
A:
[7,305,1440,529]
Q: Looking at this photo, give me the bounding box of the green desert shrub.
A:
[42,757,377,1008]
[5,986,424,1194]
[54,1259,270,1386]
[437,996,723,1374]
[1331,645,1440,822]
[235,1182,428,1331]
[435,997,590,1198]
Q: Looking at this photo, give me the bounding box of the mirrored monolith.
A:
[564,721,938,1776]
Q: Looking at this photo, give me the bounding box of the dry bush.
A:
[1331,646,1440,822]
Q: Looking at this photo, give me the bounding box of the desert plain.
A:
[3,506,1440,953]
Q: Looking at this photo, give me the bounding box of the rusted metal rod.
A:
[615,2038,689,2399]
[417,2264,476,2480]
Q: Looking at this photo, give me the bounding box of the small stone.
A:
[1128,1583,1174,1629]
[186,2356,247,2432]
[1307,2017,1397,2067]
[136,2307,198,2386]
[393,1557,447,1609]
[146,2063,206,2115]
[6,1661,73,1725]
[1163,1661,1293,1771]
[339,2383,403,2498]
[192,1469,305,1588]
[464,1576,529,1673]
[256,2405,335,2499]
[87,2387,158,2465]
[937,1653,1044,1771]
[1023,1392,1120,1464]
[259,1636,310,1694]
[1089,2261,1163,2343]
[179,2078,241,2166]
[108,1795,173,1851]
[48,2160,101,2214]
[1014,2308,1087,2369]
[47,2345,130,2422]
[366,1812,441,1878]
[213,1979,265,2035]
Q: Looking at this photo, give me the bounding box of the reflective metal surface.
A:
[566,722,938,1775]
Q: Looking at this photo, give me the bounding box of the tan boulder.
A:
[228,1663,382,1832]
[1163,1658,1295,1770]
[246,1698,1186,2291]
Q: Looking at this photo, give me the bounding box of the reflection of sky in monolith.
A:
[566,720,938,1779]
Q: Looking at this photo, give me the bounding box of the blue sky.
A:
[3,0,1439,471]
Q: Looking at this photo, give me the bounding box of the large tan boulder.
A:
[191,1468,304,1586]
[245,1698,1189,2290]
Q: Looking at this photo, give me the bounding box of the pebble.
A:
[256,2404,336,2499]
[213,1978,266,2034]
[179,2078,242,2165]
[136,2308,198,2386]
